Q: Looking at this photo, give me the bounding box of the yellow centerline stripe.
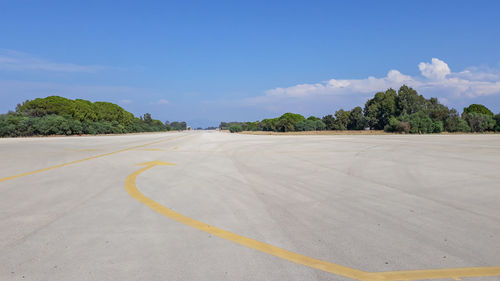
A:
[125,162,500,281]
[0,134,187,183]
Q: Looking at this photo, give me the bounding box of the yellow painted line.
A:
[0,135,187,183]
[125,161,500,281]
[137,148,166,151]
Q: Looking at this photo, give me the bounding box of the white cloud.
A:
[418,58,451,80]
[452,66,500,81]
[249,58,500,110]
[0,49,107,73]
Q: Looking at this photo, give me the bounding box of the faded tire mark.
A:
[125,161,500,281]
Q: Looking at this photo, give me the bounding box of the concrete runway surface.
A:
[1,131,499,281]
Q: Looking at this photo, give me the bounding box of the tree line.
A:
[0,96,187,137]
[220,85,500,134]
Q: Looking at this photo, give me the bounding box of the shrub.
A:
[33,115,72,135]
[2,97,179,137]
[246,121,262,131]
[229,124,243,133]
[495,114,500,132]
[405,111,443,133]
[384,117,410,133]
[445,115,471,132]
[295,120,315,131]
[464,113,496,132]
[314,120,326,130]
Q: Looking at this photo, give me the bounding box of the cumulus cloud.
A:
[452,66,500,81]
[265,69,415,99]
[0,49,107,73]
[248,58,500,111]
[418,58,451,80]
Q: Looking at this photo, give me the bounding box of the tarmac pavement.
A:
[1,131,499,281]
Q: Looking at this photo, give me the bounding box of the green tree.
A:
[73,99,97,122]
[321,115,336,130]
[444,109,470,132]
[384,117,410,133]
[4,96,176,136]
[463,104,494,116]
[464,113,496,132]
[426,97,451,123]
[17,96,75,117]
[246,121,262,131]
[494,114,500,132]
[170,121,187,130]
[261,118,279,131]
[396,85,427,115]
[276,113,305,132]
[93,102,134,126]
[364,89,397,129]
[347,106,365,130]
[229,124,243,133]
[0,115,32,137]
[142,113,153,124]
[295,120,314,131]
[33,115,72,135]
[307,116,320,121]
[333,109,350,130]
[397,111,443,134]
[314,120,326,130]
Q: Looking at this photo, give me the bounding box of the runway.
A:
[1,131,499,281]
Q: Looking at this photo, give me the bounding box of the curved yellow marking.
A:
[125,161,500,281]
[0,135,186,183]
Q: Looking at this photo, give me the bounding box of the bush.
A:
[246,121,262,131]
[0,115,21,137]
[495,114,500,132]
[33,115,71,135]
[295,120,315,131]
[314,120,326,130]
[464,113,496,132]
[294,119,326,131]
[445,114,471,132]
[385,112,443,134]
[2,97,179,137]
[384,117,410,133]
[229,124,243,133]
[430,120,444,133]
[406,111,443,133]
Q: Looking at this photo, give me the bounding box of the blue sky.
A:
[1,0,500,127]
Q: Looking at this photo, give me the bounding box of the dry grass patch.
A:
[239,130,390,135]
